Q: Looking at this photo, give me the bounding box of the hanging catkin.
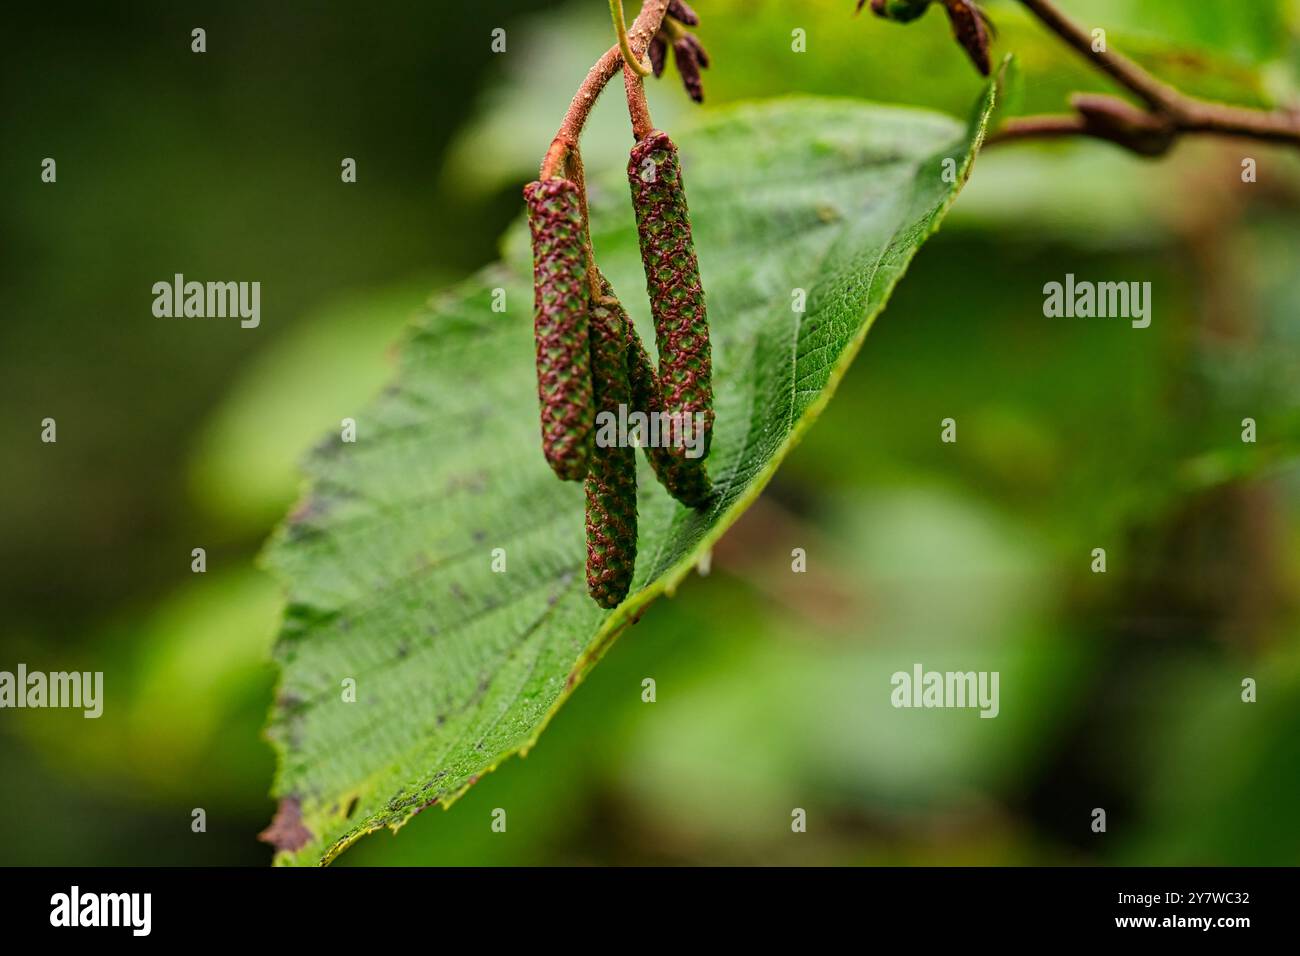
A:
[627,131,713,461]
[584,281,638,607]
[523,177,594,481]
[626,330,712,508]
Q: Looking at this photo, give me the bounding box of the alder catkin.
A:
[627,131,713,461]
[943,0,991,76]
[673,33,711,102]
[667,0,700,26]
[627,329,712,509]
[523,177,594,481]
[648,35,667,78]
[585,282,638,608]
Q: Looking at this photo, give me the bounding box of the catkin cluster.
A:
[523,131,713,608]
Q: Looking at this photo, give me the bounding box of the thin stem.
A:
[564,148,607,301]
[989,96,1174,156]
[610,0,651,77]
[539,0,671,178]
[990,114,1088,144]
[624,61,655,140]
[661,17,688,41]
[540,137,572,180]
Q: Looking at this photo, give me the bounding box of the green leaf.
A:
[262,88,998,865]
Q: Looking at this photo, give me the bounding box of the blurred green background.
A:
[2,0,1298,865]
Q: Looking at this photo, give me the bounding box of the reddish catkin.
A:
[943,0,991,76]
[627,329,713,509]
[667,0,700,26]
[627,131,714,460]
[671,34,709,103]
[585,283,638,607]
[523,177,594,481]
[648,35,667,78]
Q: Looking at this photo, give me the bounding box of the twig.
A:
[1015,0,1179,112]
[987,0,1300,155]
[539,0,671,178]
[995,93,1179,156]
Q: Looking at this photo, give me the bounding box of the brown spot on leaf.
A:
[288,497,318,525]
[446,470,490,495]
[258,796,314,853]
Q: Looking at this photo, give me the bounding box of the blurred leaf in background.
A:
[188,279,448,533]
[0,0,547,865]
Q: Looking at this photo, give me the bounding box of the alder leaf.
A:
[263,86,998,865]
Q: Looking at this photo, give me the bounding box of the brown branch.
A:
[1177,100,1300,145]
[990,114,1088,143]
[991,93,1178,156]
[989,0,1300,155]
[539,0,671,178]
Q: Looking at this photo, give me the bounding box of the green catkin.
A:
[585,283,638,608]
[627,130,714,462]
[523,177,594,481]
[626,328,713,509]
